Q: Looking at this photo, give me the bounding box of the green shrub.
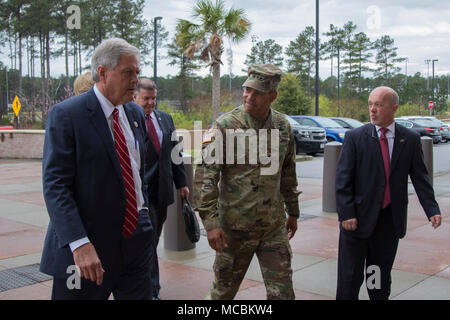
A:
[271,73,312,115]
[396,103,428,116]
[159,91,239,130]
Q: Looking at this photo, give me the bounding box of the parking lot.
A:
[298,138,450,180]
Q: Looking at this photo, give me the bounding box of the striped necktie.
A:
[113,108,138,237]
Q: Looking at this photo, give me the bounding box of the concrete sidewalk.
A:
[0,159,449,300]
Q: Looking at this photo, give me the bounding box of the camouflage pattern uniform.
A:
[194,64,301,300]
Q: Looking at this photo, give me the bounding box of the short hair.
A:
[91,38,140,82]
[373,86,399,105]
[137,78,157,93]
[73,72,94,95]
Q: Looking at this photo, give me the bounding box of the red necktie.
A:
[146,114,160,155]
[113,108,138,238]
[379,127,391,209]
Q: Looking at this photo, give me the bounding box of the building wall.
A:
[0,130,45,159]
[0,130,203,160]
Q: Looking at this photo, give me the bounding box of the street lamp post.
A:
[425,59,431,90]
[431,59,438,116]
[337,45,340,117]
[447,74,449,103]
[5,66,9,113]
[405,57,409,85]
[154,16,162,109]
[315,0,319,116]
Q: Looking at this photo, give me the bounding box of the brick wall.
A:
[0,130,45,159]
[0,129,204,160]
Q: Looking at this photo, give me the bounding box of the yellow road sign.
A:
[12,96,21,117]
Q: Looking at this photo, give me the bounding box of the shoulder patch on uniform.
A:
[202,131,213,144]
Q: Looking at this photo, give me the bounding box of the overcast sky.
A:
[2,0,449,80]
[142,0,450,79]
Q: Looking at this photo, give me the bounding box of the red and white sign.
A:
[428,101,434,109]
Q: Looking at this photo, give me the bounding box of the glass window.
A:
[412,119,439,127]
[343,118,364,128]
[303,119,317,127]
[315,117,343,128]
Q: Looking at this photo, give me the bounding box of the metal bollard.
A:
[420,136,433,186]
[322,141,342,213]
[164,153,195,251]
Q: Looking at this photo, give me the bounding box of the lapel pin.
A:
[158,117,162,121]
[400,139,405,143]
[134,121,138,128]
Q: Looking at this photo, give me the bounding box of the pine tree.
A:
[111,0,157,66]
[167,36,200,111]
[372,35,405,82]
[341,21,359,91]
[320,24,345,96]
[285,26,315,96]
[244,38,283,69]
[353,32,372,93]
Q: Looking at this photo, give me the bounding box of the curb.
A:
[295,155,314,162]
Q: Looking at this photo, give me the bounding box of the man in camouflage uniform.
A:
[194,64,300,300]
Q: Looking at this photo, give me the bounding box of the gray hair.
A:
[137,78,157,93]
[373,86,399,105]
[91,38,140,82]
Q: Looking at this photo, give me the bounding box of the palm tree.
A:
[176,0,251,122]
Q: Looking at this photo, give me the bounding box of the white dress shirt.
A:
[375,122,395,160]
[69,85,145,252]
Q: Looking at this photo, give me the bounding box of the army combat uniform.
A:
[194,64,301,300]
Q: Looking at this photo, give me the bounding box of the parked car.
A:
[425,117,450,142]
[395,118,442,144]
[399,116,447,143]
[330,117,365,129]
[439,122,450,142]
[285,115,327,155]
[290,115,349,142]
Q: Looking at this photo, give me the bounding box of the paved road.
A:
[297,140,450,180]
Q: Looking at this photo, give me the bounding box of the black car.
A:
[395,118,442,144]
[422,117,450,142]
[285,115,327,155]
[439,122,450,142]
[330,117,364,129]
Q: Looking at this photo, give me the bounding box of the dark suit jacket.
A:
[145,109,187,210]
[335,123,440,239]
[40,87,150,278]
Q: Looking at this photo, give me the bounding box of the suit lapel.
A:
[154,110,167,153]
[123,103,145,166]
[85,88,123,181]
[367,124,385,177]
[390,123,406,175]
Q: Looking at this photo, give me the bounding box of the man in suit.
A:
[134,78,189,300]
[335,86,442,300]
[40,38,154,300]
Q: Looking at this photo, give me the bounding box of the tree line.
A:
[1,0,448,128]
[0,0,168,124]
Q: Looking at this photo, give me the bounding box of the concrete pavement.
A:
[0,158,449,300]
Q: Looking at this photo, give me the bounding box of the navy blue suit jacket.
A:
[40,87,150,278]
[145,109,187,210]
[335,123,441,239]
